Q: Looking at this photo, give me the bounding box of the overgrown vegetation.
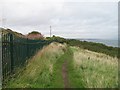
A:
[50,47,81,88]
[46,36,119,58]
[1,28,24,37]
[28,31,41,35]
[2,29,119,88]
[6,42,67,88]
[71,46,118,88]
[6,42,118,88]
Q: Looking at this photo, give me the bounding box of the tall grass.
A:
[71,46,118,88]
[6,42,67,88]
[50,47,73,88]
[5,42,118,88]
[47,36,119,57]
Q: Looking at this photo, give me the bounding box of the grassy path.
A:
[5,43,117,88]
[51,47,84,88]
[51,47,72,88]
[52,46,118,88]
[62,60,69,88]
[6,43,67,88]
[5,43,85,88]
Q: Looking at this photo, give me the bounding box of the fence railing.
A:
[1,30,50,85]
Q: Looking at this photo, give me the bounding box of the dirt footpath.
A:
[62,60,70,88]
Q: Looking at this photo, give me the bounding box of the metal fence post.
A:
[0,29,2,90]
[27,38,29,59]
[10,34,14,73]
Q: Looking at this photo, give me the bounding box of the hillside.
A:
[1,30,118,88]
[0,28,25,38]
[46,36,119,58]
[6,42,118,88]
[1,28,44,40]
[71,46,118,88]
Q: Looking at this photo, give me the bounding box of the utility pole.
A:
[50,26,52,37]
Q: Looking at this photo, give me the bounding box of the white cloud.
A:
[0,0,118,39]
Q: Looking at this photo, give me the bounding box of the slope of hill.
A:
[46,36,119,58]
[0,28,25,38]
[6,42,67,88]
[0,28,45,40]
[5,42,118,88]
[70,46,118,88]
[1,30,118,88]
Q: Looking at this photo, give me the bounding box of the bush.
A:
[46,36,119,58]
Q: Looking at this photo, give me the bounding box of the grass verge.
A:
[6,42,67,88]
[51,47,85,88]
[71,46,118,88]
[5,42,118,88]
[50,47,71,88]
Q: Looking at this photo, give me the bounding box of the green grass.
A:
[71,46,118,88]
[6,42,67,88]
[46,36,119,58]
[50,47,72,88]
[51,47,85,88]
[6,43,85,88]
[5,42,118,88]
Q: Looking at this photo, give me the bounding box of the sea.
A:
[79,39,118,48]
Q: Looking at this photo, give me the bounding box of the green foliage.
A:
[51,47,84,88]
[1,28,24,37]
[71,47,118,88]
[28,31,41,34]
[51,47,70,88]
[67,48,85,88]
[5,43,66,88]
[47,36,119,58]
[66,39,119,58]
[5,43,118,88]
[46,35,66,43]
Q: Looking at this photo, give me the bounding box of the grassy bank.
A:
[46,36,119,58]
[6,42,118,88]
[6,43,85,88]
[71,46,118,88]
[6,42,67,88]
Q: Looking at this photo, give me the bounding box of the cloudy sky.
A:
[0,0,118,39]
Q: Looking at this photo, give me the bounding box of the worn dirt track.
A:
[62,60,70,88]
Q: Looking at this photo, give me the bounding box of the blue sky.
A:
[0,0,118,40]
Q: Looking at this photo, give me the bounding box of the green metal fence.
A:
[2,30,50,85]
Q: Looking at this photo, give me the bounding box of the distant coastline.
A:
[73,38,118,48]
